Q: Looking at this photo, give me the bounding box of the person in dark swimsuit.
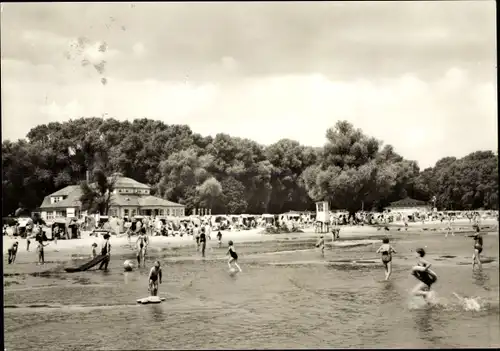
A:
[315,235,325,257]
[148,261,162,296]
[411,248,438,301]
[217,231,222,248]
[376,238,397,280]
[8,241,19,264]
[199,227,207,258]
[227,240,242,272]
[136,229,148,268]
[99,235,111,270]
[36,239,49,265]
[467,233,483,270]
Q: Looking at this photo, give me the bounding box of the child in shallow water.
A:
[411,248,438,301]
[91,243,98,258]
[148,261,162,296]
[227,240,242,272]
[315,235,325,256]
[376,238,397,281]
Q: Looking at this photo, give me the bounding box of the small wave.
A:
[409,293,487,312]
[4,303,138,311]
[269,259,380,267]
[332,240,379,248]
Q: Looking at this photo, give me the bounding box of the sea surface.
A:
[4,229,499,350]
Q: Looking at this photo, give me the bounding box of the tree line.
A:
[2,117,498,217]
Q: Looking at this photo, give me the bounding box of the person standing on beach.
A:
[445,215,454,238]
[99,234,111,270]
[36,239,49,265]
[8,241,19,264]
[315,235,325,257]
[217,231,222,248]
[91,243,98,258]
[193,224,200,251]
[199,226,207,258]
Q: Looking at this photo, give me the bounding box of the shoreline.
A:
[3,220,497,267]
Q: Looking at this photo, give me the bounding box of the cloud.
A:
[1,57,496,168]
[0,2,496,169]
[1,2,495,81]
[132,42,145,56]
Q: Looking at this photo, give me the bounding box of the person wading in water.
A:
[136,228,149,268]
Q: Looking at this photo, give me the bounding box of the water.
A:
[4,231,499,350]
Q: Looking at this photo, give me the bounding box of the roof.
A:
[110,194,184,207]
[48,185,80,197]
[137,196,184,207]
[110,194,141,207]
[41,184,184,209]
[112,177,150,189]
[389,197,428,208]
[39,186,83,209]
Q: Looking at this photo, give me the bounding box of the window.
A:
[47,212,54,220]
[109,209,118,217]
[159,209,164,216]
[124,209,129,217]
[55,211,65,218]
[131,209,137,217]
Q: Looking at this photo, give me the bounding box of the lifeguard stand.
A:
[315,201,330,233]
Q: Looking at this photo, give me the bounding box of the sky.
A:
[1,1,497,169]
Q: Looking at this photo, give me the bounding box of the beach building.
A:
[38,176,185,221]
[386,197,430,215]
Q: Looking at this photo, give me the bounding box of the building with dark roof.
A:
[38,176,185,221]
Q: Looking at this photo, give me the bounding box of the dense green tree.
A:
[79,170,117,215]
[2,117,497,217]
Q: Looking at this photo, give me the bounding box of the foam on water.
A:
[408,292,484,312]
[453,292,482,312]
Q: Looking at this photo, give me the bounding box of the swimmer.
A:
[315,235,325,256]
[411,248,438,302]
[8,241,19,264]
[467,232,483,270]
[216,231,222,248]
[376,238,397,280]
[227,240,242,272]
[148,261,162,296]
[136,228,149,268]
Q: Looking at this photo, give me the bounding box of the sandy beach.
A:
[4,218,497,261]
